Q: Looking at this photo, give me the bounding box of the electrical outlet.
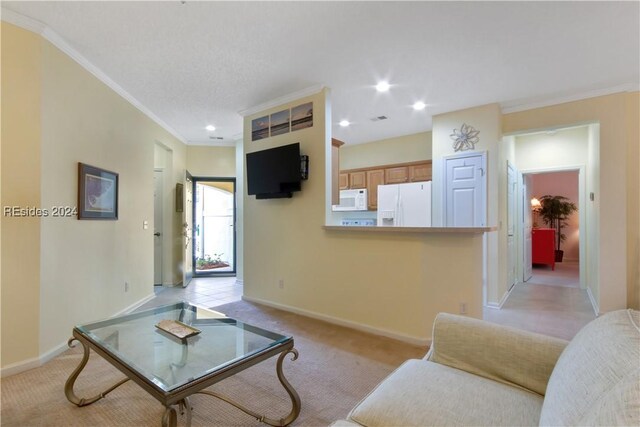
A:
[278,279,284,289]
[459,302,467,314]
[125,281,130,292]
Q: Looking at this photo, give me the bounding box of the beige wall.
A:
[431,104,504,305]
[243,90,485,343]
[503,92,639,313]
[1,23,42,367]
[514,127,589,170]
[186,145,236,177]
[340,131,432,170]
[1,23,187,370]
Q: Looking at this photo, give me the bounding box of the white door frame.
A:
[153,169,164,285]
[506,161,517,291]
[518,165,586,290]
[442,151,488,227]
[520,173,533,283]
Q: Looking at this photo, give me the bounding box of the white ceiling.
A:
[3,1,639,146]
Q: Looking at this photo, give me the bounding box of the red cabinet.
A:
[532,228,555,270]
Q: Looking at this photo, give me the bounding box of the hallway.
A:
[484,262,595,340]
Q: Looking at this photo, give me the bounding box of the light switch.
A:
[143,220,149,230]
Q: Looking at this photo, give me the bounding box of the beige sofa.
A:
[332,309,639,426]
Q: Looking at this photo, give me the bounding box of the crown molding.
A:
[2,8,187,144]
[1,7,46,34]
[501,83,640,114]
[238,84,325,117]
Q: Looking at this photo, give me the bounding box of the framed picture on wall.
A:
[270,109,290,136]
[291,102,313,131]
[78,163,119,220]
[251,115,270,141]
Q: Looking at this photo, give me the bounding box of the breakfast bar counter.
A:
[323,225,496,234]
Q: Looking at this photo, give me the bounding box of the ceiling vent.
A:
[209,136,224,140]
[370,115,388,122]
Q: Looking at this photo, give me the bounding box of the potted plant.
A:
[195,253,228,270]
[538,195,578,262]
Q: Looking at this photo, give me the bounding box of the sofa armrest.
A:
[425,313,568,396]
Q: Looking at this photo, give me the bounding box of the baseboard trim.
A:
[485,285,514,310]
[1,293,156,378]
[241,295,430,347]
[1,356,41,378]
[115,293,156,316]
[586,286,600,316]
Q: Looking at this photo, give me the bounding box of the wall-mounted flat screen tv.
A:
[246,143,302,199]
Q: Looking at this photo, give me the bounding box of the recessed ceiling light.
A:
[413,101,426,111]
[375,81,390,92]
[339,120,350,127]
[205,125,216,131]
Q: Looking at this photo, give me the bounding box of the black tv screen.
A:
[246,143,302,199]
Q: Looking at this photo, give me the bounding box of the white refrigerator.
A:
[377,182,432,227]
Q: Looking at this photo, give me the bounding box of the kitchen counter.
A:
[323,225,496,234]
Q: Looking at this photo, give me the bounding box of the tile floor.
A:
[139,262,594,341]
[483,261,596,340]
[137,276,243,311]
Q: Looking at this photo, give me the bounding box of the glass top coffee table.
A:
[65,301,300,426]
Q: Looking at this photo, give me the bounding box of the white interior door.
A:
[444,153,486,227]
[183,171,194,287]
[507,161,517,289]
[523,174,533,281]
[153,170,163,285]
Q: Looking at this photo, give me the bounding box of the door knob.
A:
[154,232,161,237]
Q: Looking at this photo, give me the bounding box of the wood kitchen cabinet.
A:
[385,166,409,184]
[349,171,367,189]
[366,169,385,210]
[339,160,432,210]
[409,162,432,182]
[338,173,349,190]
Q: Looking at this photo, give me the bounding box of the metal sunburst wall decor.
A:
[450,123,480,152]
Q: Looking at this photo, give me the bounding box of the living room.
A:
[2,2,639,426]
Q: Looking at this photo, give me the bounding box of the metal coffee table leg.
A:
[196,348,301,426]
[64,338,130,407]
[161,396,192,427]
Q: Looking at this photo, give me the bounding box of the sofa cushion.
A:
[539,309,640,426]
[426,312,567,396]
[348,359,543,427]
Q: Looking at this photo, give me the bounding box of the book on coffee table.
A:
[155,319,201,339]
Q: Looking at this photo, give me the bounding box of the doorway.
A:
[193,178,236,277]
[526,170,581,288]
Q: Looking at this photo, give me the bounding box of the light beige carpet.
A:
[1,300,426,426]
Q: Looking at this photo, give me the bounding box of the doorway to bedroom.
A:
[192,177,236,277]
